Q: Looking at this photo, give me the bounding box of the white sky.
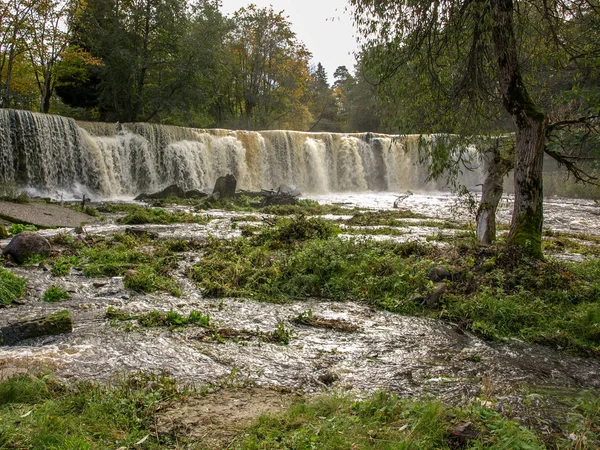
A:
[219,0,358,82]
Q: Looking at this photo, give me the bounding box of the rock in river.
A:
[2,232,51,264]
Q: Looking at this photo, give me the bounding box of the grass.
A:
[118,206,210,225]
[238,391,546,449]
[191,217,432,308]
[105,307,295,344]
[48,233,182,296]
[0,373,183,449]
[292,309,360,332]
[0,268,27,305]
[190,216,600,355]
[42,286,69,302]
[0,372,595,449]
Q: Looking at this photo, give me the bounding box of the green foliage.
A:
[0,373,182,449]
[8,223,38,235]
[191,216,432,309]
[239,392,543,449]
[0,268,27,305]
[51,256,79,277]
[119,207,208,225]
[42,286,69,303]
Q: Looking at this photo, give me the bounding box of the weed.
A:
[238,391,544,449]
[42,286,69,303]
[119,207,209,225]
[0,268,26,305]
[51,256,78,276]
[0,372,183,449]
[7,223,37,235]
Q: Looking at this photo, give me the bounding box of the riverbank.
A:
[0,194,598,448]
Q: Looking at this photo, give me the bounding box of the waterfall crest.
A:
[0,109,483,198]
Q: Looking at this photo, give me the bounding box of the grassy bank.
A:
[190,215,600,355]
[0,373,596,449]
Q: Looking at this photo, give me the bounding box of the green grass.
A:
[118,206,209,225]
[106,307,294,344]
[42,286,70,302]
[191,216,600,355]
[238,391,545,449]
[191,217,432,308]
[47,233,182,296]
[0,268,27,305]
[0,373,183,449]
[0,374,595,449]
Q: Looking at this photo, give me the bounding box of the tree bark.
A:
[489,0,546,258]
[476,140,513,244]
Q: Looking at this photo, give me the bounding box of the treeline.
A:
[0,0,385,132]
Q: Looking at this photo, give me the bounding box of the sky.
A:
[219,0,358,82]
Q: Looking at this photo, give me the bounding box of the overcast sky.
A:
[219,0,358,82]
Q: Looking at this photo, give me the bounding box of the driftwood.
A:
[1,310,73,345]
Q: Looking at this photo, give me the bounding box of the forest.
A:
[0,0,385,132]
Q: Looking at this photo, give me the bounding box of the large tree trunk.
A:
[476,140,513,244]
[490,0,546,258]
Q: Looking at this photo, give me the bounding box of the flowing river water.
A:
[1,192,599,418]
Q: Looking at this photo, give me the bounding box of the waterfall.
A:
[0,109,485,199]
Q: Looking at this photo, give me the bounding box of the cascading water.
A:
[0,109,484,198]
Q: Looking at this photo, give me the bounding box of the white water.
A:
[0,109,484,198]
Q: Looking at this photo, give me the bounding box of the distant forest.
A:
[0,0,390,132]
[1,0,599,141]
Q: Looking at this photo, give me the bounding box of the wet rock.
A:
[450,422,480,446]
[425,282,448,307]
[277,184,301,197]
[93,282,107,288]
[1,310,73,346]
[212,174,237,199]
[318,370,340,386]
[428,266,452,282]
[125,227,159,240]
[185,189,208,199]
[2,232,51,264]
[135,184,186,201]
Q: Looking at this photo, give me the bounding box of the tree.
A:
[350,0,600,257]
[307,62,341,131]
[26,0,79,113]
[0,0,35,108]
[225,5,312,130]
[71,0,229,123]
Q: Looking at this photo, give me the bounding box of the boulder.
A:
[185,189,209,199]
[2,232,51,264]
[212,175,237,199]
[135,184,186,201]
[1,310,73,346]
